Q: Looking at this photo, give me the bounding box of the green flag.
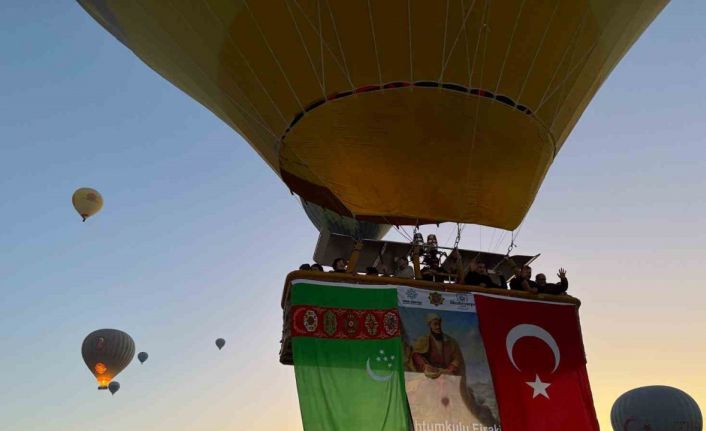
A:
[291,280,410,431]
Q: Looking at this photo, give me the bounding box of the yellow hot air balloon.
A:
[78,1,668,229]
[72,187,103,222]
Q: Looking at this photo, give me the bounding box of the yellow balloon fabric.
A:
[78,0,668,229]
[72,187,103,221]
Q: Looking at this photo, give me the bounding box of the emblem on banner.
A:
[344,312,359,336]
[405,288,418,300]
[428,291,445,306]
[323,310,337,336]
[383,312,399,336]
[365,313,379,336]
[303,309,318,332]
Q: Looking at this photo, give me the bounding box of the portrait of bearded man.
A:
[406,313,465,379]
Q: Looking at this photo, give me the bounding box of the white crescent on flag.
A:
[366,358,393,382]
[506,324,561,373]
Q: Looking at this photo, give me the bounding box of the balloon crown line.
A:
[279,81,537,143]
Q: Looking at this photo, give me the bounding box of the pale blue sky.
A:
[1,2,705,430]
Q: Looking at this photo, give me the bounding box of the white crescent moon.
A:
[506,324,560,373]
[366,358,393,382]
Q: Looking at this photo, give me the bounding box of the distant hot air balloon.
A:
[301,198,390,240]
[72,188,103,222]
[108,381,120,395]
[215,338,225,350]
[81,329,135,390]
[137,352,148,364]
[611,386,703,431]
[78,1,669,230]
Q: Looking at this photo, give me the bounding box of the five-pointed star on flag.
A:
[526,374,551,399]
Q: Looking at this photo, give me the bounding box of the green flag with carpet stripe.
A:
[291,280,410,431]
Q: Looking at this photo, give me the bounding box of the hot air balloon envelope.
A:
[81,329,135,389]
[108,381,120,395]
[215,338,225,350]
[78,0,669,229]
[611,385,703,431]
[72,187,103,221]
[137,352,148,364]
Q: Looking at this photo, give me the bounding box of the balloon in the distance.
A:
[215,338,225,350]
[611,385,702,431]
[72,188,103,222]
[81,329,135,389]
[300,198,390,240]
[137,352,148,364]
[108,381,120,395]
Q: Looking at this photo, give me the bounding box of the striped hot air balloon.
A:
[611,386,703,431]
[81,329,135,390]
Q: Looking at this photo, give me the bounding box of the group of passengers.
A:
[298,253,569,295]
[464,259,569,295]
[298,263,324,272]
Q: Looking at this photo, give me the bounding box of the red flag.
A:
[474,294,599,431]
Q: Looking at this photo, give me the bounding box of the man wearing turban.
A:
[407,313,464,379]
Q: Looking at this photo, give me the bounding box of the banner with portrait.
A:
[397,286,500,430]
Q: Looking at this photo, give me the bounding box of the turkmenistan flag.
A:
[291,280,410,431]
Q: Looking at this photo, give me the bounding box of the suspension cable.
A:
[453,223,463,249]
[506,230,518,257]
[506,220,526,256]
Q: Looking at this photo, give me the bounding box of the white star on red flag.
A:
[526,374,551,399]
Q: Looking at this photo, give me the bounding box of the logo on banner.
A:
[399,286,475,311]
[400,287,423,306]
[449,293,474,310]
[428,291,445,306]
[506,324,560,399]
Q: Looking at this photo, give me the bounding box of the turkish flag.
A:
[474,294,599,431]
